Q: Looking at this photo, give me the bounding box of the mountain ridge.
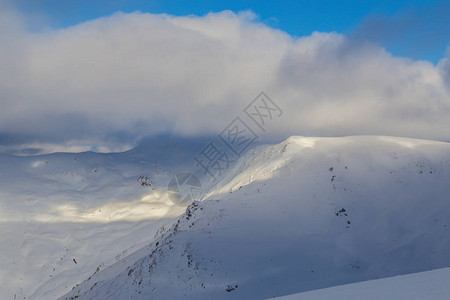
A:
[60,135,450,299]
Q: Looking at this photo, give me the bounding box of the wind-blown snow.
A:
[60,135,450,299]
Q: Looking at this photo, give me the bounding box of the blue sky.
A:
[9,0,450,63]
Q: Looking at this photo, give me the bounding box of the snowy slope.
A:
[0,136,208,300]
[274,266,450,300]
[61,136,450,299]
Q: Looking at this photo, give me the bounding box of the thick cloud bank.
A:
[0,9,449,154]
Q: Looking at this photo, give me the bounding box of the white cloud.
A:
[0,9,449,154]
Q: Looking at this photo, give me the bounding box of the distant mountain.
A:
[0,135,208,300]
[60,136,450,299]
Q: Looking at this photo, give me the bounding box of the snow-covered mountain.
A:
[0,136,210,300]
[59,135,450,299]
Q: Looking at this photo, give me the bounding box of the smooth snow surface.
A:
[274,267,450,300]
[59,136,450,300]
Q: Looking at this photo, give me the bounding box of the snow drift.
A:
[275,266,450,300]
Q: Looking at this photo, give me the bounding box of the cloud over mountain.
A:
[0,8,449,154]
